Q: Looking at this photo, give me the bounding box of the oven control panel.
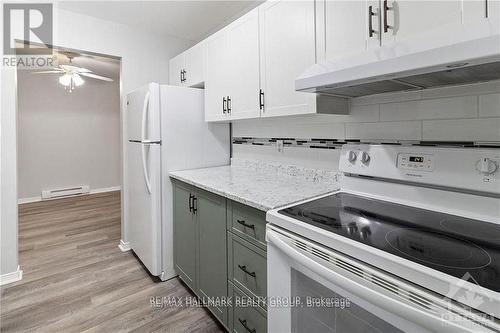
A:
[397,153,435,171]
[339,144,500,195]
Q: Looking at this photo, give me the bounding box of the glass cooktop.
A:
[278,193,500,292]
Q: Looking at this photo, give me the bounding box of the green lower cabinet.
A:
[173,182,196,290]
[229,282,267,333]
[196,188,228,325]
[228,232,267,300]
[173,181,228,327]
[173,180,267,332]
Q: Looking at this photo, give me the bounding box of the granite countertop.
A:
[169,159,340,211]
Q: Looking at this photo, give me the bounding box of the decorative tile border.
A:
[233,137,500,149]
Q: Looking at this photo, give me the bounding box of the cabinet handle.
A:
[237,219,255,230]
[183,69,187,82]
[383,0,392,33]
[238,318,256,333]
[227,96,231,113]
[189,194,193,213]
[238,265,256,278]
[368,5,376,38]
[180,70,183,83]
[192,196,197,214]
[259,89,264,110]
[486,0,489,18]
[223,96,227,114]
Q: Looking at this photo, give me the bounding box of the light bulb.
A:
[59,74,71,86]
[73,74,84,86]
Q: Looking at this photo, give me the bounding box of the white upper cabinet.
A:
[324,0,380,62]
[381,0,463,46]
[226,8,261,120]
[259,0,317,117]
[184,42,205,87]
[463,0,500,24]
[169,42,205,87]
[169,53,184,86]
[205,28,230,122]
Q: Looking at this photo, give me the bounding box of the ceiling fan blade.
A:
[32,70,63,74]
[79,72,114,82]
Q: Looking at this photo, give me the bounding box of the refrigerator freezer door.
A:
[126,83,161,141]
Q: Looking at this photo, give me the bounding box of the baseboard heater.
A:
[41,185,90,200]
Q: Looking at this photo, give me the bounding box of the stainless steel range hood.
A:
[296,34,500,98]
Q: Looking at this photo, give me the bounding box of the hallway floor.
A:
[0,191,223,332]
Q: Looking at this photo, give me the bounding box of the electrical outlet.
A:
[276,140,284,153]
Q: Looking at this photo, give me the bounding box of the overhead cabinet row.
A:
[205,2,345,122]
[321,0,498,64]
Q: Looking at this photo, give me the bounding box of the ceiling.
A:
[57,1,263,42]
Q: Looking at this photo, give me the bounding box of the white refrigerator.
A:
[125,83,229,280]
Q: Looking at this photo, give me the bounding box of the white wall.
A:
[1,7,193,276]
[17,68,120,200]
[233,80,500,170]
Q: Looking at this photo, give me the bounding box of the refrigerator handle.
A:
[141,91,152,194]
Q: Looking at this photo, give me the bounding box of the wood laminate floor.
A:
[0,191,224,333]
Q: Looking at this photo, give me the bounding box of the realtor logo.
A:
[3,3,53,55]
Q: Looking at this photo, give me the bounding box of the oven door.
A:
[266,225,496,333]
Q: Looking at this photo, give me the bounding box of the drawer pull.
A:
[237,219,255,229]
[238,265,256,278]
[238,318,256,333]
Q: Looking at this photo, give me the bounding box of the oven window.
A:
[290,269,403,333]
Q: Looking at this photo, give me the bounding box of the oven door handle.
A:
[266,230,485,333]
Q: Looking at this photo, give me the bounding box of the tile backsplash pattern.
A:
[232,80,500,170]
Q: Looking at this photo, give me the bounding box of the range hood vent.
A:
[296,34,500,98]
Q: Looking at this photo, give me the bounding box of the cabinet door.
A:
[196,189,228,324]
[324,0,379,62]
[205,29,230,122]
[381,0,463,46]
[463,0,500,24]
[259,0,317,117]
[227,8,261,120]
[169,53,185,86]
[173,182,196,289]
[184,42,204,87]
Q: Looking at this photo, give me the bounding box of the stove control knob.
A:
[361,151,371,164]
[348,151,357,163]
[476,158,498,175]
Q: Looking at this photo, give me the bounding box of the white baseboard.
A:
[118,239,131,252]
[0,266,23,286]
[18,196,41,204]
[90,186,121,194]
[18,186,121,204]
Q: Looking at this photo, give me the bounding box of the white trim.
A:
[90,186,121,194]
[17,196,41,204]
[118,239,131,252]
[17,186,121,204]
[0,265,23,286]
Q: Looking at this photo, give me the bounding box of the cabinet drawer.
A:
[228,233,267,299]
[229,282,267,333]
[229,201,267,250]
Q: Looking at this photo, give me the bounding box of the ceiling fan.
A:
[33,51,114,92]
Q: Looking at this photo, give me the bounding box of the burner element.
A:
[385,228,492,269]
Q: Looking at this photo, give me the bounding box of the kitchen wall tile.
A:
[346,121,422,140]
[232,143,339,170]
[479,94,500,118]
[380,96,478,121]
[421,80,500,99]
[423,118,500,141]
